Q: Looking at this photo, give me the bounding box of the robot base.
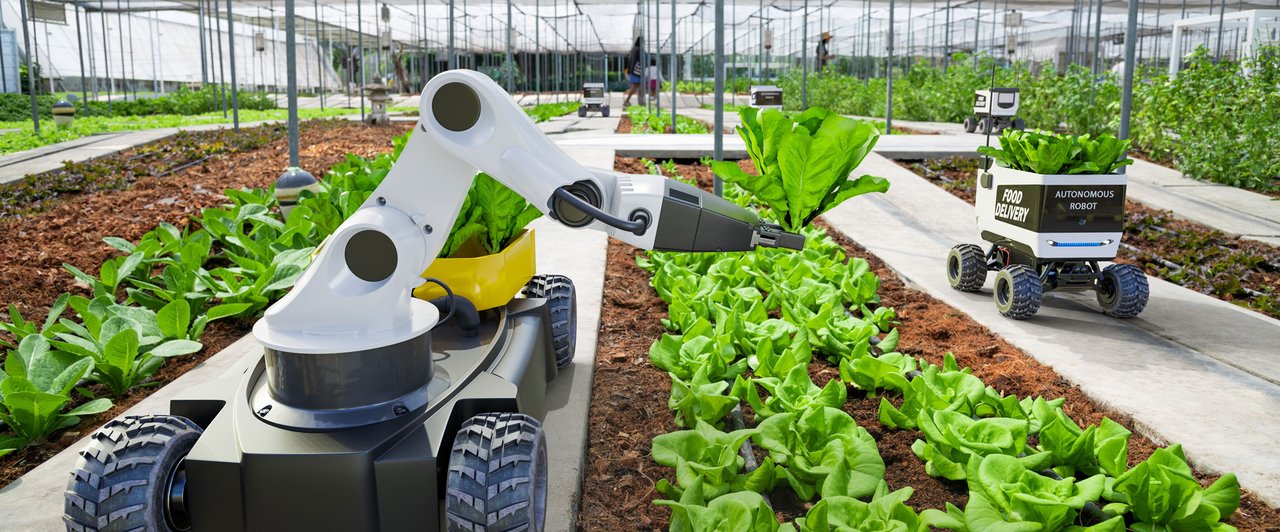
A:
[964,114,1025,135]
[946,241,1149,320]
[64,277,576,532]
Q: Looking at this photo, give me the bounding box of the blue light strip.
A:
[1049,241,1105,247]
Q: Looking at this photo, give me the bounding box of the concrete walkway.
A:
[823,153,1280,505]
[0,148,613,531]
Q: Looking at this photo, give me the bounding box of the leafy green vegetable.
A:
[1107,445,1241,531]
[1037,413,1132,479]
[651,420,776,501]
[933,453,1120,532]
[439,173,543,257]
[656,479,782,532]
[978,129,1134,175]
[712,107,888,232]
[0,336,112,454]
[743,364,845,420]
[783,483,941,532]
[754,406,884,501]
[911,409,1051,480]
[669,367,741,429]
[0,293,71,349]
[52,297,203,396]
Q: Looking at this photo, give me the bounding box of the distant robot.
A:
[963,88,1026,135]
[750,85,784,110]
[578,82,611,117]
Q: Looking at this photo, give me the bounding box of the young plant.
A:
[0,336,112,454]
[878,356,986,430]
[655,479,782,532]
[932,453,1120,532]
[0,293,71,349]
[783,484,940,532]
[1037,413,1132,479]
[440,173,542,257]
[52,297,203,396]
[1106,445,1241,530]
[911,409,1052,480]
[978,129,1134,175]
[753,406,885,501]
[651,420,776,501]
[668,366,741,429]
[712,107,889,232]
[743,364,846,420]
[648,325,745,383]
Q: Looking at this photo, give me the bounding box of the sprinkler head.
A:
[275,167,320,219]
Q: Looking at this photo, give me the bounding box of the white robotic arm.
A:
[253,70,802,356]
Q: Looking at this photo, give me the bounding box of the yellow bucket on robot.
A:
[413,229,536,311]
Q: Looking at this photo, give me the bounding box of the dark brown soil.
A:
[897,157,1280,320]
[0,120,412,487]
[576,157,1280,531]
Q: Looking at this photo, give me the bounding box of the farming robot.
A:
[577,82,611,117]
[946,160,1149,320]
[963,88,1026,135]
[62,70,802,531]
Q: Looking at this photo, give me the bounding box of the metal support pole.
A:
[506,0,514,92]
[713,0,724,196]
[944,0,952,71]
[535,0,541,103]
[1120,0,1137,145]
[801,0,808,109]
[19,0,39,134]
[76,6,89,107]
[1214,0,1227,60]
[198,0,208,86]
[1092,0,1103,75]
[315,0,324,108]
[227,0,240,130]
[287,0,301,168]
[973,0,981,66]
[358,0,366,119]
[448,0,456,69]
[758,0,763,83]
[669,0,676,130]
[887,0,894,134]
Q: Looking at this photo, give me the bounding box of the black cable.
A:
[420,277,456,324]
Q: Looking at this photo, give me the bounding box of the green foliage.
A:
[783,484,939,532]
[742,364,846,420]
[910,409,1052,481]
[440,173,542,256]
[655,479,783,532]
[933,453,1119,532]
[754,406,885,501]
[712,107,888,232]
[523,101,580,123]
[651,420,776,501]
[626,105,711,134]
[1107,445,1241,531]
[0,336,112,454]
[978,130,1133,175]
[0,87,275,122]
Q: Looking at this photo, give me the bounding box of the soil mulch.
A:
[897,157,1280,320]
[0,120,411,488]
[577,157,1280,531]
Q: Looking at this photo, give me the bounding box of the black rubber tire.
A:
[1013,118,1026,130]
[445,413,548,532]
[963,117,976,133]
[977,117,993,135]
[577,105,587,118]
[947,244,988,292]
[1096,263,1149,318]
[601,105,610,117]
[525,274,577,368]
[64,415,203,532]
[993,265,1043,320]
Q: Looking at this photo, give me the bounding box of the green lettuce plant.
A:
[669,366,741,429]
[440,173,542,257]
[878,356,985,430]
[743,364,846,420]
[651,420,776,501]
[753,406,884,500]
[712,107,889,232]
[783,483,940,532]
[655,479,782,532]
[0,336,112,455]
[52,297,203,396]
[930,454,1121,532]
[1037,413,1132,479]
[0,293,71,349]
[911,409,1051,480]
[978,129,1133,175]
[1106,445,1241,531]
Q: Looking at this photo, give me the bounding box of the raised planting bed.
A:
[0,120,412,486]
[576,156,1280,531]
[899,157,1280,320]
[618,106,715,134]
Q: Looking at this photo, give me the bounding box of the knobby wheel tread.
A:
[445,413,546,532]
[64,415,202,532]
[1098,264,1149,318]
[525,274,577,368]
[995,265,1043,320]
[948,244,988,292]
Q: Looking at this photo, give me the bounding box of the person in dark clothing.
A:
[816,32,834,72]
[623,36,645,106]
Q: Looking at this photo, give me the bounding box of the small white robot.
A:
[577,82,610,117]
[947,162,1148,320]
[750,85,784,110]
[963,88,1025,135]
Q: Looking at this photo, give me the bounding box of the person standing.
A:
[645,58,664,107]
[623,36,645,106]
[816,32,835,72]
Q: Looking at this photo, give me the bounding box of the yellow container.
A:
[413,230,536,311]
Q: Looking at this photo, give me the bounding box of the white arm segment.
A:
[254,71,800,355]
